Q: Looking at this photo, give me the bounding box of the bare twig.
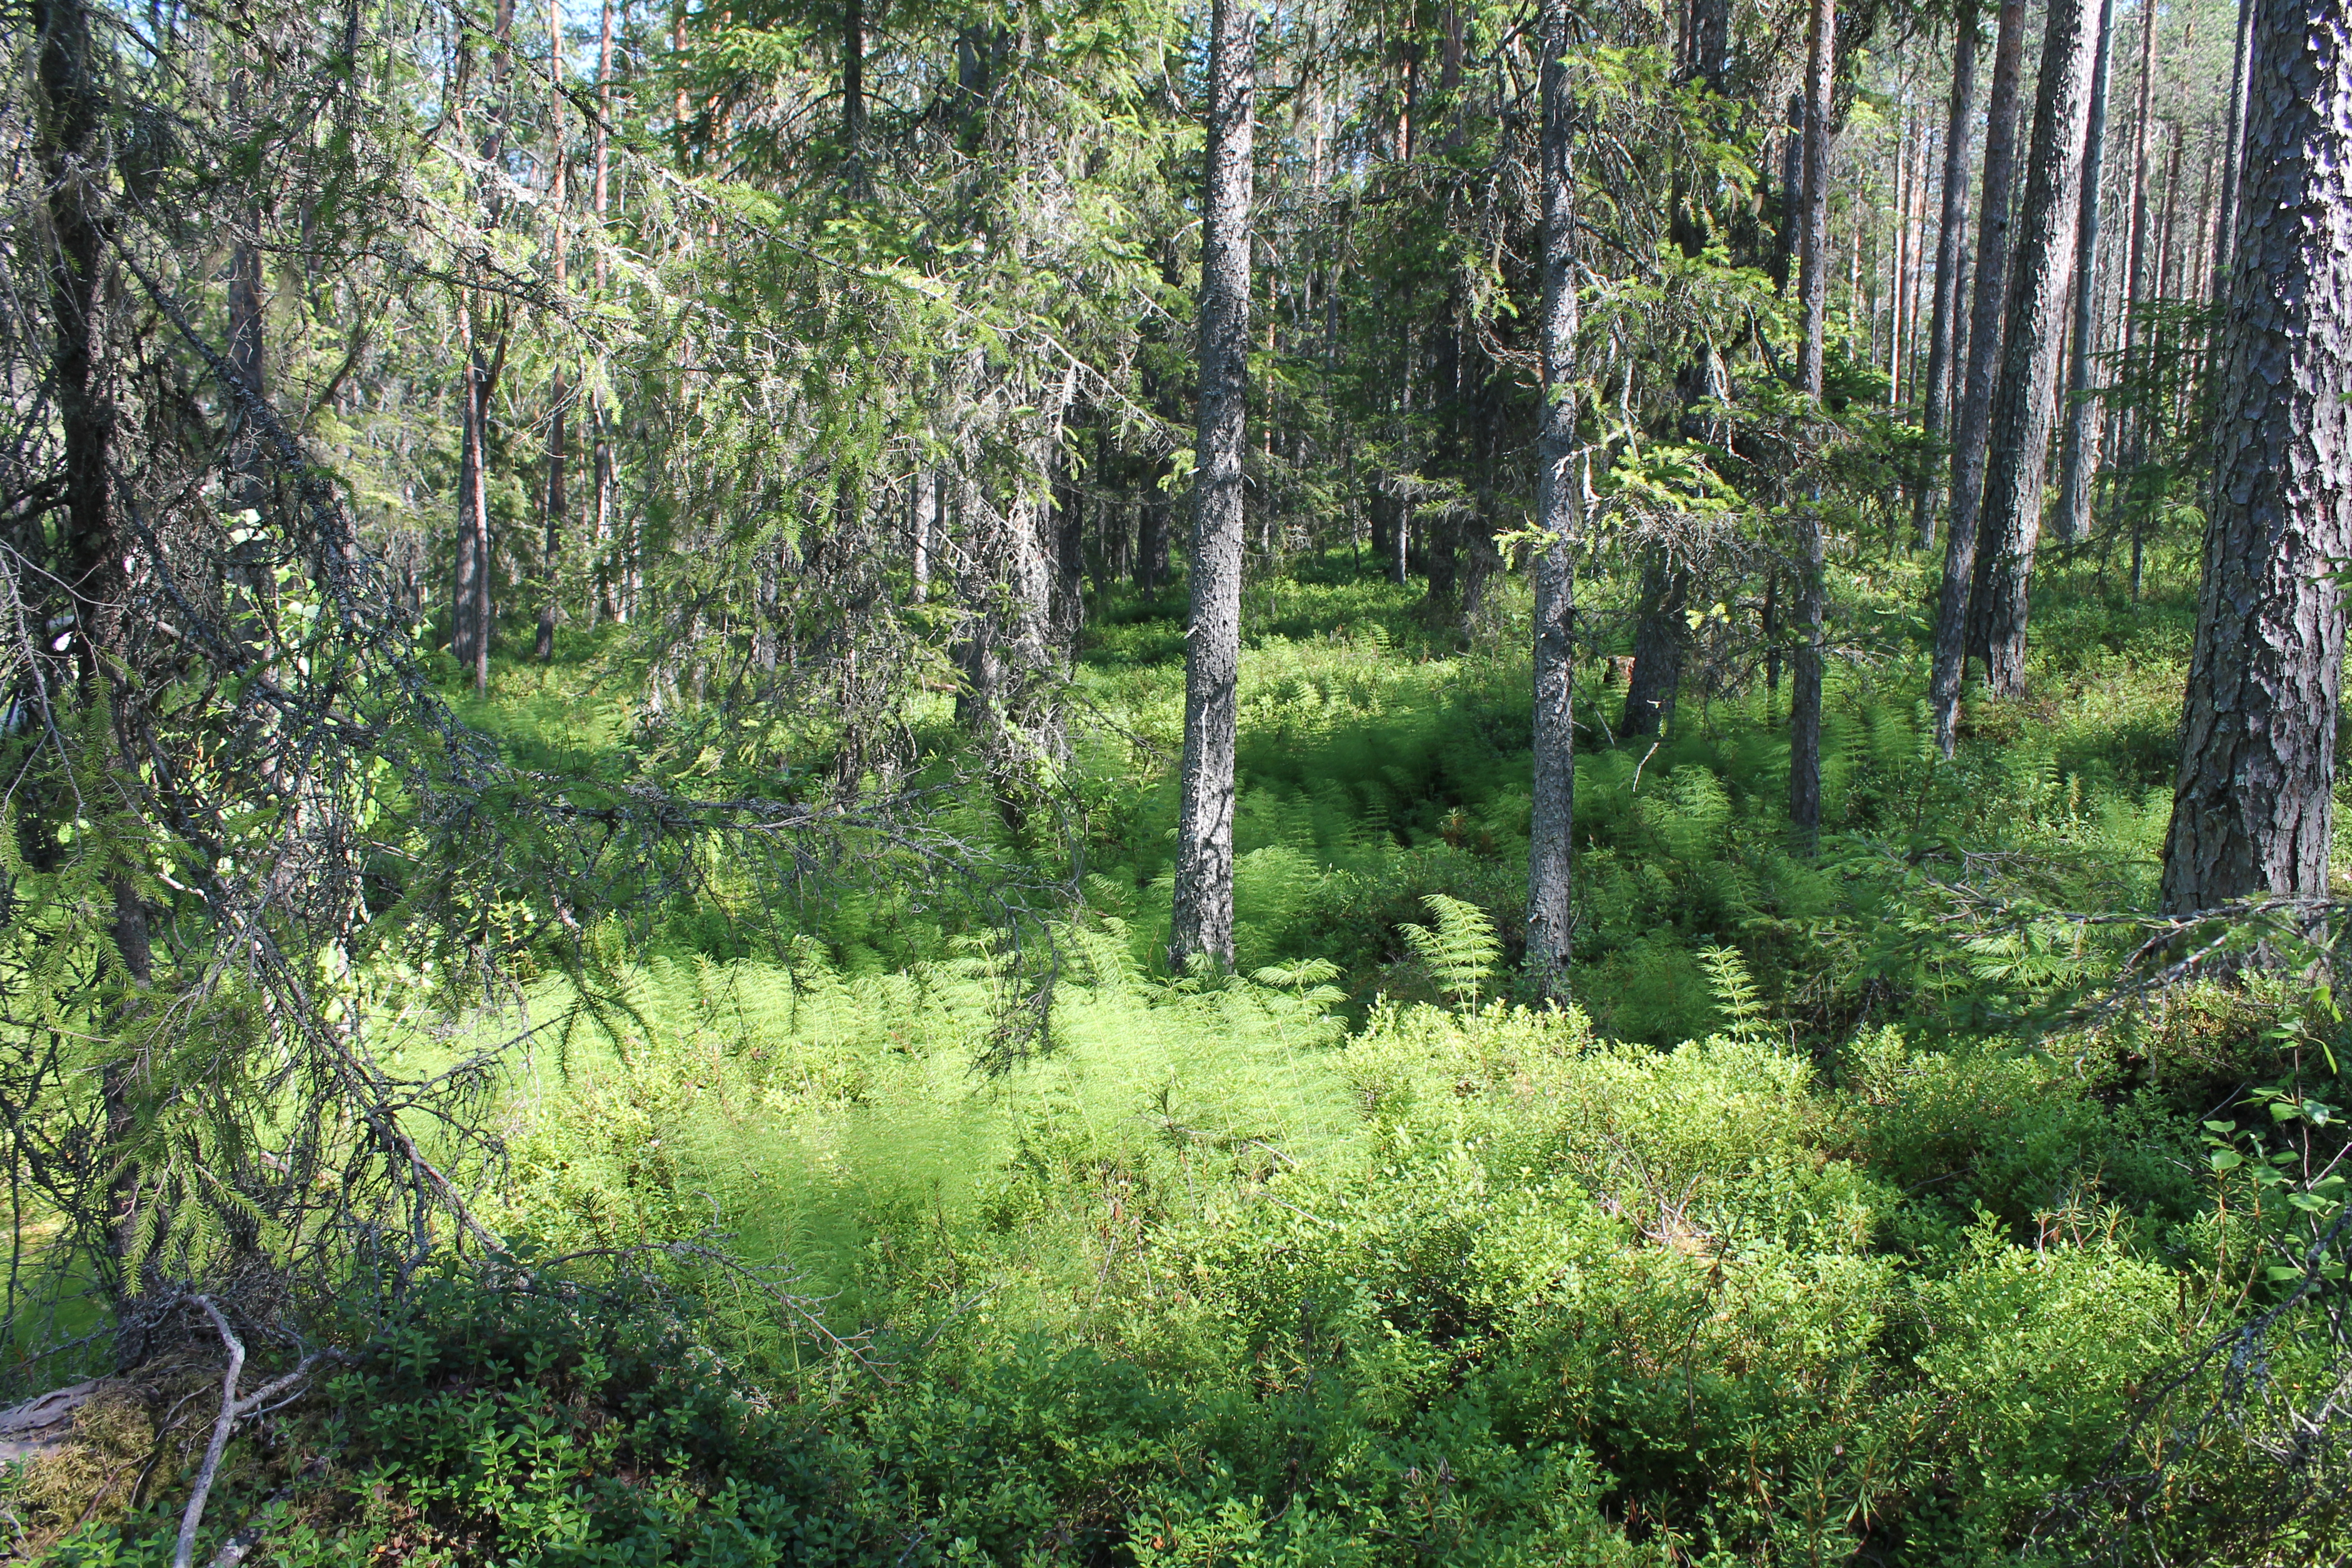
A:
[173,1299,342,1568]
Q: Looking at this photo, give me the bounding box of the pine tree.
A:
[1170,0,1257,972]
[1525,0,1583,1001]
[2159,0,2352,913]
[1968,0,2106,695]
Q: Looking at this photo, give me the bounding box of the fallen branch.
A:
[173,1299,343,1568]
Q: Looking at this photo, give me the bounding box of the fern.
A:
[1698,944,1771,1043]
[1400,895,1499,1009]
[1251,956,1347,1010]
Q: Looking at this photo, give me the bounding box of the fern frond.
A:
[1698,944,1770,1043]
[1400,895,1498,1009]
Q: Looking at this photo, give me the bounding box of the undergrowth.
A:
[15,560,2345,1565]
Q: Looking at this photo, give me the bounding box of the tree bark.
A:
[1775,96,1803,293]
[2052,0,2115,545]
[1793,0,1834,398]
[2113,0,2159,556]
[590,0,617,628]
[537,0,567,664]
[36,0,153,1278]
[2209,0,2256,292]
[1169,0,1254,973]
[2159,0,2352,914]
[1689,0,1729,91]
[453,293,484,673]
[1788,0,1833,850]
[1912,0,1979,551]
[1969,0,2104,697]
[911,467,937,603]
[1927,0,2027,756]
[1525,0,1582,1001]
[1621,558,1689,739]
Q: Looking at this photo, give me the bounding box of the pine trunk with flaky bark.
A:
[2159,0,2352,914]
[1912,0,1979,552]
[1969,0,2104,696]
[1928,0,2027,756]
[1788,0,1833,851]
[1525,0,1582,1001]
[1169,0,1254,973]
[2052,0,2115,545]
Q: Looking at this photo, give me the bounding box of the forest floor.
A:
[18,537,2344,1565]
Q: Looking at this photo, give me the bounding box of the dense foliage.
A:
[2,0,2347,1556]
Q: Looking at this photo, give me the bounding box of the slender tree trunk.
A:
[1169,0,1254,973]
[1136,484,1166,593]
[453,0,513,692]
[538,0,567,664]
[1776,96,1803,293]
[1788,0,1833,850]
[1969,0,2104,696]
[1051,405,1087,655]
[1912,0,1979,551]
[2160,0,2352,914]
[36,0,152,1278]
[1881,115,1900,404]
[1794,0,1833,399]
[1525,0,1582,1001]
[2209,0,2255,292]
[225,50,267,531]
[1928,0,2027,756]
[454,291,484,672]
[2113,0,2159,559]
[911,467,937,602]
[590,0,617,628]
[2053,0,2115,545]
[1621,558,1688,739]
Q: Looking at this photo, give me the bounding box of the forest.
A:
[1,0,2349,1553]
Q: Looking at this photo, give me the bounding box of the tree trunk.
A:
[1911,0,1978,551]
[1789,0,1833,850]
[36,0,152,1278]
[1793,0,1834,398]
[1776,95,1803,293]
[590,0,617,628]
[1525,0,1582,1001]
[2159,0,2352,914]
[1169,0,1254,973]
[1690,0,1729,91]
[2052,0,2115,546]
[1052,407,1087,655]
[1135,482,1167,593]
[1928,0,2027,756]
[454,291,485,673]
[842,0,864,160]
[911,467,937,603]
[2209,0,2255,292]
[2113,0,2159,551]
[1621,558,1688,739]
[1969,0,2104,697]
[538,0,567,665]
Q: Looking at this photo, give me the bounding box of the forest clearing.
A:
[1,0,2348,1556]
